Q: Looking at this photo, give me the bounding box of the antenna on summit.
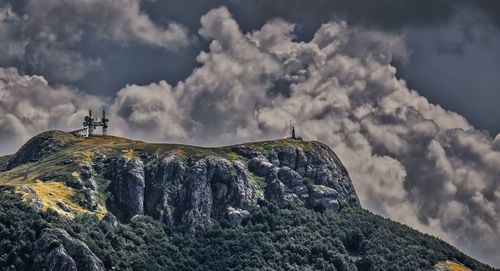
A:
[71,108,110,137]
[288,120,302,140]
[101,109,109,136]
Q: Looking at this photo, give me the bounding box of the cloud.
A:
[24,0,191,50]
[110,8,500,266]
[0,0,191,82]
[111,81,187,141]
[0,4,24,64]
[0,67,104,154]
[27,45,103,83]
[1,6,499,267]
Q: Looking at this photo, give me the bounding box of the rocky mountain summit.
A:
[0,131,359,233]
[0,131,360,269]
[0,131,494,271]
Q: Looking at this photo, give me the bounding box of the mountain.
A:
[0,131,496,271]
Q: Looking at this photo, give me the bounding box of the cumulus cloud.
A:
[1,6,499,267]
[111,81,187,141]
[0,0,191,82]
[108,8,500,266]
[0,67,104,154]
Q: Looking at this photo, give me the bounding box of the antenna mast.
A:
[101,109,109,135]
[76,109,109,137]
[288,120,302,140]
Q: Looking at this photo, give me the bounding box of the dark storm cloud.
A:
[2,0,499,88]
[399,17,500,135]
[0,0,192,83]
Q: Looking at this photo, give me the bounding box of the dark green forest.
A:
[0,188,494,271]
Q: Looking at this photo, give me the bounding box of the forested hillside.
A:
[0,189,494,271]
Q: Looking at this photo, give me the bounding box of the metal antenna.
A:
[88,109,94,136]
[101,109,109,135]
[72,108,110,138]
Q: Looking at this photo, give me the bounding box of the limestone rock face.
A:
[6,132,359,233]
[32,228,105,271]
[103,212,119,227]
[106,154,257,232]
[102,140,360,232]
[309,185,340,212]
[42,245,77,271]
[235,142,360,209]
[227,207,251,226]
[108,157,145,214]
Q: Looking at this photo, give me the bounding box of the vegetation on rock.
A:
[0,131,496,270]
[0,189,495,270]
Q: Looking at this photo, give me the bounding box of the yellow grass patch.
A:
[176,147,185,156]
[434,261,472,271]
[297,142,307,150]
[15,181,106,219]
[122,149,134,160]
[226,152,240,160]
[78,150,95,165]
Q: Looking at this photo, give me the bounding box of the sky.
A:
[0,0,499,267]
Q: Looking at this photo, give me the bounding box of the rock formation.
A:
[1,131,360,232]
[98,139,360,232]
[32,228,105,271]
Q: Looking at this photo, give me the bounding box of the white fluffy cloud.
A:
[111,81,187,141]
[0,67,103,153]
[1,7,499,267]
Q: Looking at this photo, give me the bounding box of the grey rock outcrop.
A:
[100,140,359,232]
[107,154,256,232]
[248,155,273,176]
[81,188,98,211]
[246,142,360,209]
[309,185,340,212]
[227,207,250,226]
[42,245,77,271]
[33,228,105,271]
[108,157,145,214]
[103,212,119,227]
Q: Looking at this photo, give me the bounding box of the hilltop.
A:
[0,130,359,226]
[0,131,496,271]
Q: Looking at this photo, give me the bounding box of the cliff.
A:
[0,131,359,232]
